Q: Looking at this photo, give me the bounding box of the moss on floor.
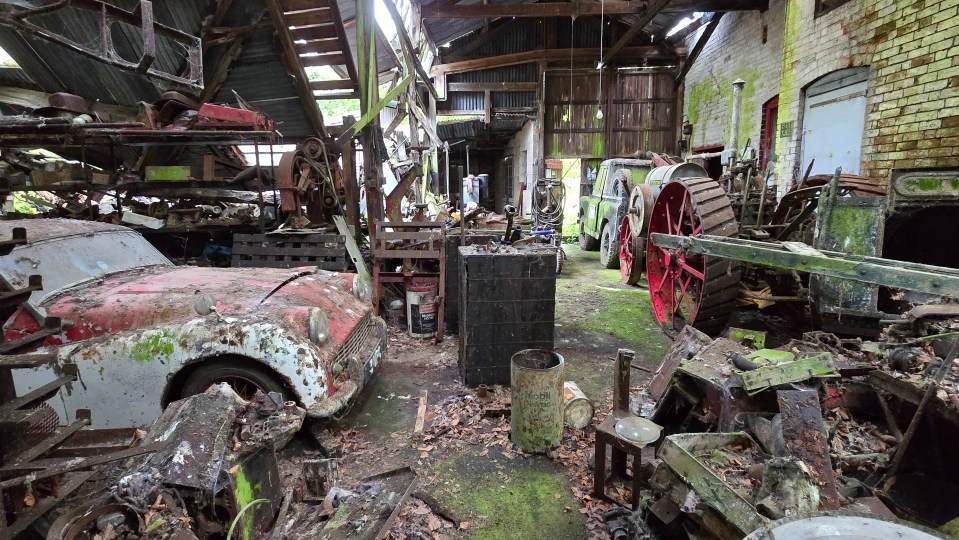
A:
[431,446,585,539]
[556,245,671,366]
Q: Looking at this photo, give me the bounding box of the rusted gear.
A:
[645,177,742,336]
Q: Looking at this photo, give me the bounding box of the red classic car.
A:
[2,219,385,427]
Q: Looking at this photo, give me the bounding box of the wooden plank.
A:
[675,13,723,84]
[6,419,89,466]
[0,443,162,482]
[0,353,56,369]
[310,79,355,91]
[282,0,329,11]
[413,389,428,437]
[777,390,841,509]
[235,233,344,242]
[266,0,330,137]
[381,0,438,100]
[448,82,538,92]
[422,1,645,17]
[316,91,360,100]
[289,25,338,43]
[0,374,75,415]
[285,8,332,26]
[648,326,712,400]
[232,245,346,257]
[432,47,670,76]
[603,0,671,65]
[297,38,343,55]
[3,470,95,538]
[300,52,347,67]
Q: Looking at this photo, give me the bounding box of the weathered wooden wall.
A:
[545,69,678,159]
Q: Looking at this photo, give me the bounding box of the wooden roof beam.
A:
[423,0,766,18]
[674,13,723,84]
[602,0,670,66]
[432,46,672,76]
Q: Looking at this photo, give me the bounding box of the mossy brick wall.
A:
[682,1,786,151]
[683,0,959,191]
[776,0,959,189]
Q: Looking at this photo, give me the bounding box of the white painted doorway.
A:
[801,69,869,176]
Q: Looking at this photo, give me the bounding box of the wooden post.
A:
[614,348,634,412]
[341,137,360,237]
[357,0,384,232]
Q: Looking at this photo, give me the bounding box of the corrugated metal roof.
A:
[0,0,213,105]
[448,64,538,83]
[0,0,325,140]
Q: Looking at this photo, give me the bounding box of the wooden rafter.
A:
[381,0,438,99]
[433,46,671,76]
[602,0,671,66]
[422,0,766,18]
[675,13,724,84]
[266,0,329,137]
[336,73,413,147]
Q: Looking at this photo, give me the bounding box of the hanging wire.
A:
[597,0,604,120]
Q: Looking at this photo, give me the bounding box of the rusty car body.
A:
[1,219,386,427]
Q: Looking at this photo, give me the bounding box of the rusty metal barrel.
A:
[510,349,565,453]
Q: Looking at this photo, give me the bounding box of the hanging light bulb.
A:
[596,108,604,120]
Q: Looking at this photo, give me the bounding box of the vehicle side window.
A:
[591,168,607,197]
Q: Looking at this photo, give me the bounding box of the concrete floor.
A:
[311,244,672,538]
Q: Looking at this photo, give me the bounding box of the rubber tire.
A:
[556,247,564,275]
[180,360,289,401]
[599,223,619,269]
[579,219,600,251]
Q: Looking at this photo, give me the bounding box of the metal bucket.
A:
[406,279,437,337]
[510,349,564,453]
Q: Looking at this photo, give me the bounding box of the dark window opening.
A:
[878,205,959,313]
[760,96,779,171]
[692,144,724,181]
[815,0,853,17]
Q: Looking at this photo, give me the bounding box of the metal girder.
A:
[649,233,959,298]
[0,0,202,90]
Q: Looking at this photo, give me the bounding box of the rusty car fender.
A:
[16,316,331,428]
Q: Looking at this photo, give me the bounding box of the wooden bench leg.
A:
[631,454,642,510]
[593,434,607,499]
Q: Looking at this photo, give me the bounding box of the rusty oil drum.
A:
[510,349,565,453]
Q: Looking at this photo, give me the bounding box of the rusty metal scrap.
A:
[0,0,203,90]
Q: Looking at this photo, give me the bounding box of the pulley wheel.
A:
[645,177,741,336]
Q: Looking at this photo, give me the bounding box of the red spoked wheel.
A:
[645,178,742,336]
[619,215,644,285]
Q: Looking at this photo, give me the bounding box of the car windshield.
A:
[0,230,172,306]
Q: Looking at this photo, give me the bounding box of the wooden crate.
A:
[232,232,348,271]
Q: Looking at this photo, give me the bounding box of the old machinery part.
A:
[744,512,947,540]
[532,179,565,232]
[618,184,655,285]
[0,0,203,90]
[645,178,741,336]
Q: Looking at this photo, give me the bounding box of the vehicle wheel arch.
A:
[163,353,300,407]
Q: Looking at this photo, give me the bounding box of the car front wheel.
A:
[600,223,620,269]
[180,360,290,402]
[579,219,600,251]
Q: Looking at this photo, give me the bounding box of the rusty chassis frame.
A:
[0,0,203,90]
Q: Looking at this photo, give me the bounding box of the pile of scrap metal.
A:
[18,384,414,540]
[28,384,304,539]
[612,317,959,539]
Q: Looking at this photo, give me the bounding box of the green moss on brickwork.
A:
[774,0,802,181]
[431,448,584,539]
[733,67,762,150]
[688,80,722,147]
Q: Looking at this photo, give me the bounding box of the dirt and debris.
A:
[698,444,763,500]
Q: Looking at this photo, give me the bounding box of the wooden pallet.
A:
[232,232,349,271]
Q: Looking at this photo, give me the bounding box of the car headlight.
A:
[308,307,329,344]
[351,273,372,302]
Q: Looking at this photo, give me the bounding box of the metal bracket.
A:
[0,0,203,90]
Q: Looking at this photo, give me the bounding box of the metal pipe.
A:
[444,142,450,196]
[466,144,470,175]
[728,78,745,167]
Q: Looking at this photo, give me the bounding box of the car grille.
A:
[335,312,375,370]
